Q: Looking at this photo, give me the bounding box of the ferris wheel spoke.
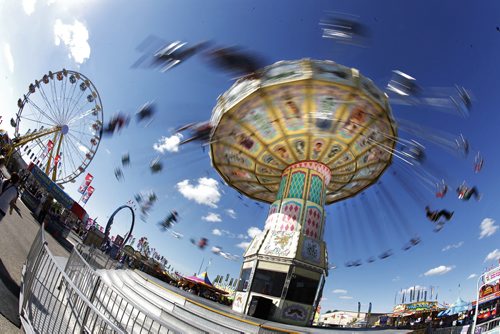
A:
[67,132,92,156]
[60,139,76,180]
[39,81,61,122]
[60,77,69,122]
[49,78,63,120]
[25,96,60,125]
[69,127,94,138]
[67,108,96,125]
[37,84,60,123]
[64,138,85,178]
[62,87,86,124]
[66,98,95,127]
[62,79,79,124]
[19,116,55,128]
[61,139,78,181]
[65,134,87,162]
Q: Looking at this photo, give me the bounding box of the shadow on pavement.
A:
[0,259,21,327]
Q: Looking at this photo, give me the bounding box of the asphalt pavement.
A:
[0,183,69,332]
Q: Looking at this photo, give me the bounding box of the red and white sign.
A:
[78,173,94,194]
[82,185,95,204]
[484,266,500,285]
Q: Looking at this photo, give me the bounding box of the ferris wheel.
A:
[10,69,103,184]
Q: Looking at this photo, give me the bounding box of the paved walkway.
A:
[0,186,69,333]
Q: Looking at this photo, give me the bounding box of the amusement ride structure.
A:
[4,69,103,185]
[209,59,396,325]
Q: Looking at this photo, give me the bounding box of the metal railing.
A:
[76,243,121,270]
[475,317,500,333]
[20,225,191,333]
[68,237,208,332]
[432,325,472,334]
[19,225,124,333]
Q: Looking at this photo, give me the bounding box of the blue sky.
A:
[1,0,500,313]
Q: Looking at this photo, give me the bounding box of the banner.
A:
[41,140,54,159]
[54,154,61,168]
[86,217,95,230]
[78,173,94,194]
[82,185,95,204]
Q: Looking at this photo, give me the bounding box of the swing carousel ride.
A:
[106,47,480,324]
[4,69,103,185]
[113,32,481,268]
[208,59,399,323]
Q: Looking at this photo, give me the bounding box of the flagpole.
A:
[197,258,205,275]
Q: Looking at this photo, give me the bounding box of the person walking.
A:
[0,172,20,222]
[37,194,53,224]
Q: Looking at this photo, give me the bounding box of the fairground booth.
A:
[21,163,88,238]
[473,267,500,325]
[389,301,443,328]
[178,272,230,304]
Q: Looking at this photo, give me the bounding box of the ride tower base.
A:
[232,161,330,326]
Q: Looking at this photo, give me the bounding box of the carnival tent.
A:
[438,297,471,317]
[180,272,228,295]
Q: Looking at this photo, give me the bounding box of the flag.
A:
[41,140,54,159]
[357,302,361,318]
[226,274,229,282]
[417,289,421,302]
[424,290,427,301]
[368,302,372,315]
[78,173,94,194]
[82,185,95,204]
[229,278,234,286]
[54,154,61,168]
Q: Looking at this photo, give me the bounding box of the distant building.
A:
[317,310,385,327]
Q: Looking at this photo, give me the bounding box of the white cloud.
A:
[22,0,36,15]
[392,276,401,282]
[442,241,464,252]
[247,227,262,238]
[212,229,222,236]
[202,213,221,223]
[479,218,499,239]
[3,44,14,73]
[339,296,353,300]
[236,241,250,250]
[211,246,222,254]
[333,289,347,294]
[467,274,477,280]
[176,177,220,208]
[484,249,500,262]
[225,209,236,219]
[423,265,454,276]
[53,19,91,64]
[220,251,239,261]
[153,133,183,153]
